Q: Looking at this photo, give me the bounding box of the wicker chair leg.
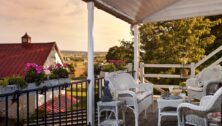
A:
[144,109,147,119]
[135,114,139,126]
[158,115,161,126]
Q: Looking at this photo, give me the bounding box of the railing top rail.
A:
[208,56,222,68]
[143,73,189,79]
[74,79,89,83]
[195,45,222,68]
[142,64,191,68]
[153,84,180,89]
[0,79,90,97]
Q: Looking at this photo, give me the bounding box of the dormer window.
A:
[22,37,28,43]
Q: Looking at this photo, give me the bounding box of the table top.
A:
[157,97,184,109]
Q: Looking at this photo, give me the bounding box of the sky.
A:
[0,0,132,51]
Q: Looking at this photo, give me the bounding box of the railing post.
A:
[133,24,140,83]
[87,1,95,125]
[190,62,195,78]
[140,62,144,83]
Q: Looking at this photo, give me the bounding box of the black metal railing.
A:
[0,71,134,126]
[0,79,89,126]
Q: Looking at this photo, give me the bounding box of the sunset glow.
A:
[0,0,131,51]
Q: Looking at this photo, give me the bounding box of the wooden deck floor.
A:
[124,101,178,126]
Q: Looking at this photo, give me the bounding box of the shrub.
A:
[9,76,27,89]
[94,63,102,75]
[48,63,69,79]
[101,63,116,72]
[0,76,27,89]
[116,64,126,70]
[108,60,126,71]
[179,81,186,87]
[66,63,75,74]
[0,77,10,87]
[25,63,46,86]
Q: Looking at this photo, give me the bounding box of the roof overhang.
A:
[83,0,222,24]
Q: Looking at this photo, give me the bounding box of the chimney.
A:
[21,32,31,45]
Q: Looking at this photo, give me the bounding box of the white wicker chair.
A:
[186,65,222,101]
[105,72,153,126]
[177,87,222,126]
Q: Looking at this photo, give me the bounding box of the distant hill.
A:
[61,50,107,57]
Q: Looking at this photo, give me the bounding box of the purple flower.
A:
[25,63,44,74]
[25,63,38,71]
[35,66,44,74]
[55,63,62,69]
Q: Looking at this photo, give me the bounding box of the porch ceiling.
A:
[83,0,222,24]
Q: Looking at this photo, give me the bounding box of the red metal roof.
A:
[0,42,56,78]
[39,94,78,113]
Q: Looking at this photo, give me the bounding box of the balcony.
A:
[0,69,221,126]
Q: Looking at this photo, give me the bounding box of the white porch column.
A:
[87,1,95,125]
[133,24,140,82]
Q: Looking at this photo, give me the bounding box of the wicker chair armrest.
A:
[136,83,153,92]
[117,90,137,99]
[177,103,207,119]
[177,103,207,123]
[178,103,206,117]
[117,90,139,105]
[178,103,205,112]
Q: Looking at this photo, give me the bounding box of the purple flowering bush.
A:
[24,63,46,85]
[48,63,69,79]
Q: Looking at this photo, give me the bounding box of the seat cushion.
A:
[207,112,221,122]
[187,86,203,92]
[118,91,152,103]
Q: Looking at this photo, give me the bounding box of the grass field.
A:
[66,82,100,109]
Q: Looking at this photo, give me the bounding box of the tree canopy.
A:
[140,17,221,64]
[140,17,221,84]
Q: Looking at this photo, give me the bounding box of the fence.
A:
[0,79,91,126]
[139,45,222,89]
[0,71,136,126]
[140,63,195,84]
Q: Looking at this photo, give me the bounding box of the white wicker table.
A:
[157,97,184,126]
[97,101,126,126]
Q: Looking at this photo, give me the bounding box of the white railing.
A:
[195,45,222,68]
[140,63,195,83]
[139,45,222,89]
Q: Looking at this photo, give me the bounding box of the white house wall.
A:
[44,47,63,68]
[55,52,63,65]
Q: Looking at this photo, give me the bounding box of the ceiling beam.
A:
[82,0,135,24]
[143,0,222,23]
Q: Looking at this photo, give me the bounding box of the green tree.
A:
[106,46,119,60]
[106,40,133,64]
[67,63,75,74]
[140,17,221,64]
